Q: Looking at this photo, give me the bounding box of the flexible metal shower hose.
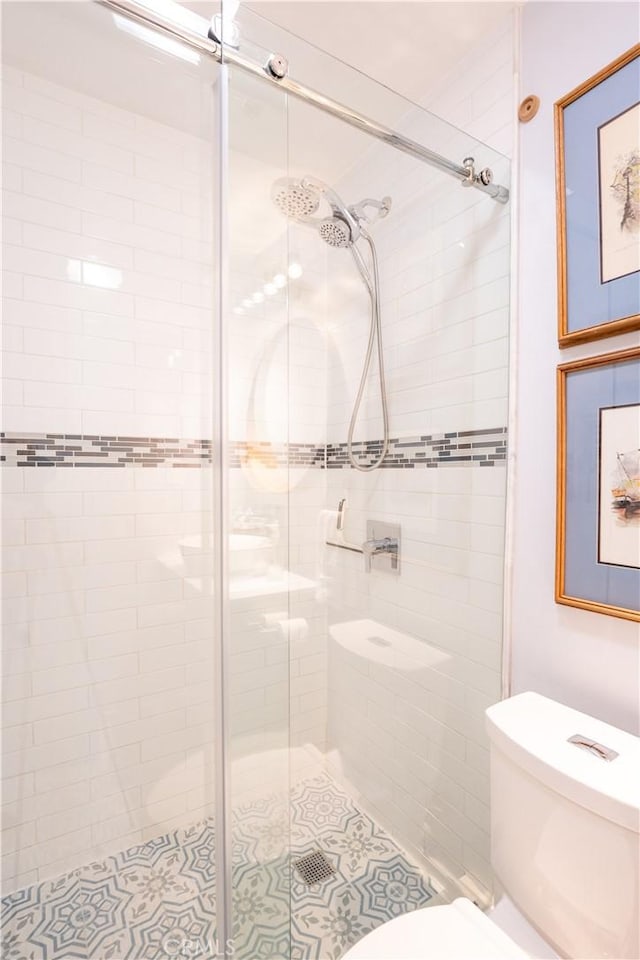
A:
[346,229,389,472]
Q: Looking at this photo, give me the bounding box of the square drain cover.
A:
[293,849,336,886]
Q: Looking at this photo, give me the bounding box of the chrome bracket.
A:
[265,53,289,79]
[461,157,495,191]
[462,156,476,186]
[207,15,240,48]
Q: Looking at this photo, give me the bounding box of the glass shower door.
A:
[1,4,221,958]
[222,56,294,960]
[223,7,511,957]
[0,4,511,958]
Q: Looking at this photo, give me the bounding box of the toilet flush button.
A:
[567,734,619,762]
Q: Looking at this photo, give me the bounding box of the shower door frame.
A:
[212,57,232,959]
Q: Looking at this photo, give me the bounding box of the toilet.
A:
[343,691,640,959]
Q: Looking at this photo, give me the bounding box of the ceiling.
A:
[186,1,516,105]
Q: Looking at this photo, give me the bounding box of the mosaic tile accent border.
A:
[1,429,506,469]
[0,433,212,469]
[327,427,507,469]
[0,434,324,470]
[1,774,440,960]
[228,441,325,471]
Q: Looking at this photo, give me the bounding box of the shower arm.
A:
[96,0,509,205]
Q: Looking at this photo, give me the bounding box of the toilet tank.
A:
[486,693,640,960]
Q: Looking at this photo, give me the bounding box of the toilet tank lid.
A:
[486,692,640,833]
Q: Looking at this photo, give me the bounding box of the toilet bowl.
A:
[342,896,529,959]
[343,692,640,960]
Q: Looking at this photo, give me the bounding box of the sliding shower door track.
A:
[96,0,509,203]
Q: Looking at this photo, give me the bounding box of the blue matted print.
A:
[556,45,640,345]
[559,349,640,621]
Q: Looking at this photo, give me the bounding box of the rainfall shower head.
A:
[271,175,361,247]
[271,177,321,221]
[271,174,392,261]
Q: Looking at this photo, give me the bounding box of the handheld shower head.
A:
[268,172,392,473]
[318,217,352,248]
[271,177,321,221]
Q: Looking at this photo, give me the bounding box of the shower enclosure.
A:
[1,2,511,957]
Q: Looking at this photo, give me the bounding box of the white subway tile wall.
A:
[1,67,219,890]
[2,71,215,441]
[2,13,512,906]
[1,462,218,890]
[1,65,331,892]
[422,16,516,161]
[320,22,513,897]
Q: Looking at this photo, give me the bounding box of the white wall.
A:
[512,2,640,736]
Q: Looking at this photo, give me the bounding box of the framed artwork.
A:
[555,45,640,347]
[556,347,640,622]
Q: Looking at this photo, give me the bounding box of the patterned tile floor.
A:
[2,774,439,960]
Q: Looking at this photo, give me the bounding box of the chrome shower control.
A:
[567,734,619,762]
[363,520,400,574]
[362,537,398,572]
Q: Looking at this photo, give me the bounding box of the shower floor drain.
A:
[293,850,336,886]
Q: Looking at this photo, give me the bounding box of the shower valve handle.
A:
[362,536,398,572]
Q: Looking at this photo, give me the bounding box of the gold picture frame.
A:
[556,347,640,622]
[555,44,640,347]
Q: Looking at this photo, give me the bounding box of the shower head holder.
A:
[349,196,392,225]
